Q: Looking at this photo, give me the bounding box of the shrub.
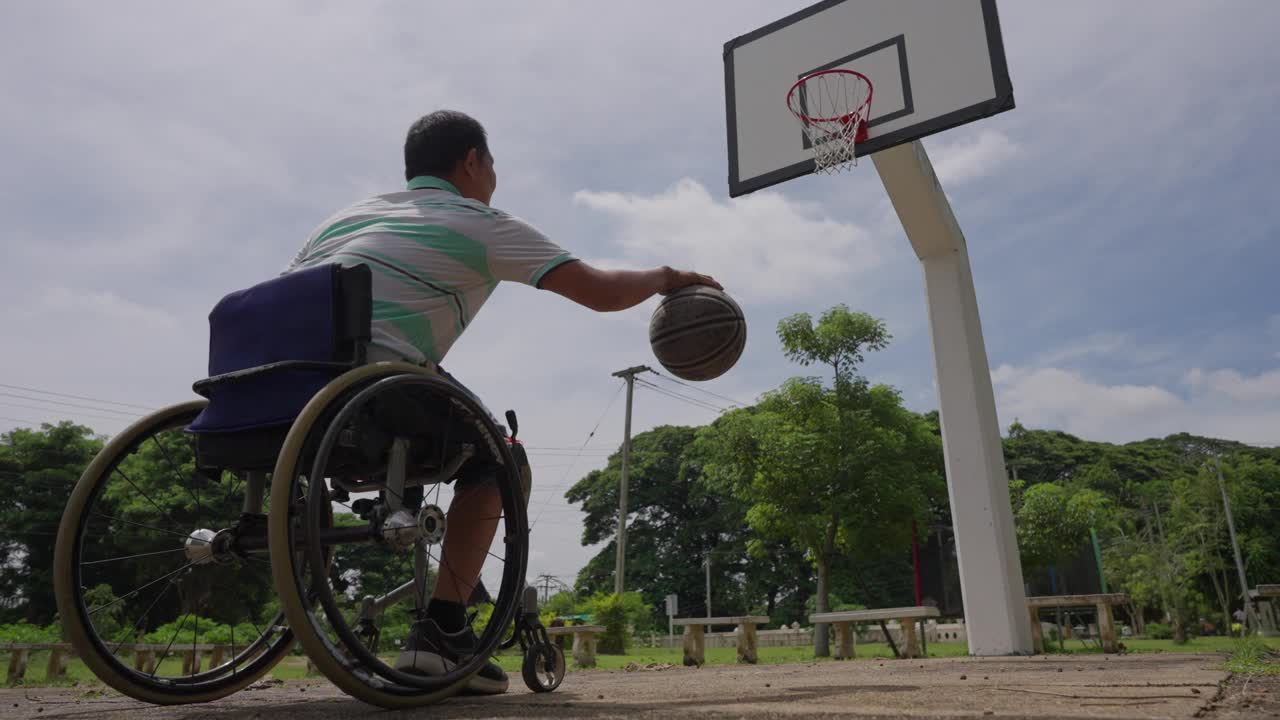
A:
[0,622,62,643]
[1146,623,1172,640]
[592,593,631,655]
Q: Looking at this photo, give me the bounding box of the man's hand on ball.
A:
[660,266,723,294]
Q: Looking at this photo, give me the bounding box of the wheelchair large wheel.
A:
[268,364,529,708]
[53,401,294,704]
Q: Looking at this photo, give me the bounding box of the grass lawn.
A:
[4,637,1271,688]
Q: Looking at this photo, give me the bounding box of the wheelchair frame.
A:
[52,265,563,708]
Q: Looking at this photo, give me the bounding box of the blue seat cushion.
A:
[188,264,349,433]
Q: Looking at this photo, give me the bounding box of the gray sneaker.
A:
[395,619,508,695]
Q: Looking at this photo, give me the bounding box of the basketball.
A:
[648,286,746,382]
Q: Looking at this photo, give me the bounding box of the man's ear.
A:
[463,148,481,178]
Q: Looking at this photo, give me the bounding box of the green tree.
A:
[703,307,943,656]
[0,422,103,624]
[1013,482,1112,579]
[567,425,761,625]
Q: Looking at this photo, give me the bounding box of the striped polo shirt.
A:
[285,175,576,365]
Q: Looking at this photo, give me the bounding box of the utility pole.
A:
[611,365,651,596]
[534,574,556,605]
[1214,454,1255,632]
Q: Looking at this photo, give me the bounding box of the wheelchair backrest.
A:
[207,263,371,373]
[187,263,371,437]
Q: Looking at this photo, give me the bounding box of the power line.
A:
[634,379,728,414]
[648,370,749,408]
[0,407,130,425]
[0,382,154,411]
[0,392,143,418]
[524,445,617,452]
[635,378,731,412]
[530,380,626,530]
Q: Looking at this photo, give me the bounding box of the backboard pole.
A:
[872,140,1033,655]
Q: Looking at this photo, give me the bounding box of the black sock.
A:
[426,599,466,634]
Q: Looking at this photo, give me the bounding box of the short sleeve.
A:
[484,211,577,287]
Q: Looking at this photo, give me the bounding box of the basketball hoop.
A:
[786,69,873,173]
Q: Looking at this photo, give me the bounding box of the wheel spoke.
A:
[90,512,197,542]
[109,578,176,656]
[89,561,197,617]
[191,614,199,676]
[111,467,185,534]
[82,547,186,566]
[151,612,191,677]
[149,434,205,516]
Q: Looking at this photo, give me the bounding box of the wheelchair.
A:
[52,263,565,708]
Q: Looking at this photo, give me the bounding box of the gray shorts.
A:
[365,345,503,490]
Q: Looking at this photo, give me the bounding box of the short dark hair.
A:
[403,110,489,181]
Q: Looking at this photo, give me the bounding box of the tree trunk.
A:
[815,552,832,657]
[814,516,839,657]
[1198,529,1232,637]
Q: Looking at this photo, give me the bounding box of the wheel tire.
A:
[53,401,292,705]
[521,643,566,693]
[267,362,528,708]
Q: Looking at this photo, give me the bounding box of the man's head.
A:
[404,110,497,204]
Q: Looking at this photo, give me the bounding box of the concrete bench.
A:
[1026,593,1129,654]
[672,616,769,666]
[2,642,229,683]
[3,643,77,684]
[546,625,605,668]
[809,606,940,660]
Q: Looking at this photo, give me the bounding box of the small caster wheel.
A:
[521,642,566,692]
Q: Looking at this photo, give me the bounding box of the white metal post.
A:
[872,140,1033,655]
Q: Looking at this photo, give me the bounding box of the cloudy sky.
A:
[2,1,1278,582]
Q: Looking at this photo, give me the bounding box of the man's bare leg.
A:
[431,482,502,611]
[399,479,510,692]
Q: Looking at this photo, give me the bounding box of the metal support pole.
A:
[612,365,650,596]
[872,141,1031,655]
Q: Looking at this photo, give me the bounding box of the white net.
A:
[786,70,873,174]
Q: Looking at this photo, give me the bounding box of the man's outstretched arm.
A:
[539,260,721,312]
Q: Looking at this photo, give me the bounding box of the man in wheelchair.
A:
[279,110,721,694]
[53,110,721,707]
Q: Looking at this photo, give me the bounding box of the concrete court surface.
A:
[3,653,1264,720]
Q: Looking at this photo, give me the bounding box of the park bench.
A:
[1252,584,1279,637]
[809,606,940,660]
[1026,593,1129,654]
[672,616,769,666]
[546,624,605,668]
[3,642,229,683]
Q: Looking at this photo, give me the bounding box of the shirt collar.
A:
[406,175,462,195]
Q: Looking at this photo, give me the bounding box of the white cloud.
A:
[30,287,178,331]
[1267,314,1280,338]
[1032,332,1175,368]
[927,130,1019,187]
[3,0,1279,585]
[992,363,1280,444]
[574,178,884,303]
[1185,368,1280,402]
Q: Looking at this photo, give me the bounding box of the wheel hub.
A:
[417,504,446,545]
[184,528,218,565]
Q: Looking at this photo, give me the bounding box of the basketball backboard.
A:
[724,0,1014,197]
